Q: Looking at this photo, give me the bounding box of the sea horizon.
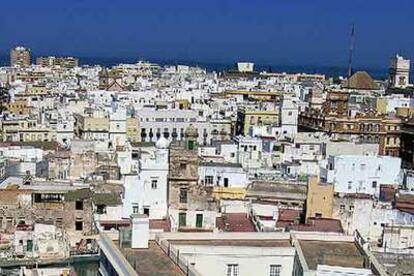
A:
[0,54,397,80]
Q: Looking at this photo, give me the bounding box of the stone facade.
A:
[168,127,218,230]
[299,91,401,156]
[0,188,94,235]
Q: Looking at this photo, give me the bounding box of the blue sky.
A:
[0,0,413,68]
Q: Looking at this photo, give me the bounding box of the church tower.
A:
[389,54,410,89]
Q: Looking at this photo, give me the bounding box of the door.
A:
[196,214,203,228]
[179,212,186,227]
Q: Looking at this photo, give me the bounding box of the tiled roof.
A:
[395,193,414,212]
[216,213,256,232]
[149,219,170,232]
[278,209,302,222]
[289,218,343,233]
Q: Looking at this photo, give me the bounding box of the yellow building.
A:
[10,46,31,67]
[7,100,31,115]
[1,118,55,142]
[396,107,414,118]
[224,90,282,101]
[26,85,48,95]
[176,99,190,110]
[212,187,246,200]
[236,109,279,136]
[305,176,334,221]
[74,113,109,138]
[376,97,388,114]
[126,117,140,142]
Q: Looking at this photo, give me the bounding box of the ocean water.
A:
[0,54,392,80]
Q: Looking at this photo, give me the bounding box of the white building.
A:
[109,106,127,148]
[137,108,231,145]
[251,96,299,139]
[237,62,255,73]
[122,138,169,219]
[378,94,414,113]
[0,146,43,161]
[234,136,263,169]
[322,155,402,197]
[198,162,249,188]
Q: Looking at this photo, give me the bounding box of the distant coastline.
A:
[0,54,394,80]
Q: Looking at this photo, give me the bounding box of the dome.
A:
[185,124,198,138]
[343,71,379,90]
[155,136,170,149]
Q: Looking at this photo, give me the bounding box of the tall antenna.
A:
[347,23,355,79]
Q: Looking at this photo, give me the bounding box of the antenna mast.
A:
[347,23,355,79]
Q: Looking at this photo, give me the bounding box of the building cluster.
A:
[0,47,413,275]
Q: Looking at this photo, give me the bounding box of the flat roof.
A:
[120,241,184,276]
[248,181,307,195]
[0,177,89,193]
[299,240,365,270]
[199,161,242,168]
[169,239,291,247]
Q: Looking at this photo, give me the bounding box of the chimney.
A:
[131,214,149,249]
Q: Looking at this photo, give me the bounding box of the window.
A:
[56,218,63,227]
[75,200,84,210]
[205,176,214,185]
[372,181,377,188]
[224,178,229,188]
[188,140,195,150]
[269,265,281,276]
[151,180,158,189]
[96,205,107,214]
[132,204,139,214]
[75,221,83,231]
[180,163,187,171]
[227,264,239,276]
[340,204,345,213]
[180,188,188,203]
[143,207,150,216]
